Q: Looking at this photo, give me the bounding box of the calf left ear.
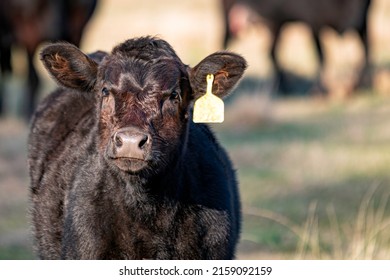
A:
[188,52,247,100]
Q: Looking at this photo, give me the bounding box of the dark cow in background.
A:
[221,0,372,93]
[28,37,246,259]
[0,0,98,118]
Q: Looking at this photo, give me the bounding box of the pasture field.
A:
[220,92,390,259]
[1,0,390,259]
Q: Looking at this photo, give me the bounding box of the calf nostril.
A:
[139,135,148,150]
[114,134,123,147]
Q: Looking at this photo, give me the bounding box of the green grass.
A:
[0,119,34,260]
[0,245,35,260]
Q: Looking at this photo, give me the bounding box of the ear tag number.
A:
[193,74,224,123]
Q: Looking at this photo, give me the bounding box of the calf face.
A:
[40,37,246,176]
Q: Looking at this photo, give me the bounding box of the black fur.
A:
[28,37,246,259]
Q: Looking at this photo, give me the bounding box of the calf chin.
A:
[111,158,149,173]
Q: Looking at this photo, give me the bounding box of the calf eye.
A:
[102,87,110,97]
[170,91,181,102]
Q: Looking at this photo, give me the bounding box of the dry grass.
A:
[236,181,390,260]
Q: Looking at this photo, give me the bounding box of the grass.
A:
[214,91,390,259]
[0,245,35,260]
[243,185,390,259]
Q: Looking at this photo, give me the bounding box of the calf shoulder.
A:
[28,89,95,259]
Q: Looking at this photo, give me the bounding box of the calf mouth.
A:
[111,157,149,173]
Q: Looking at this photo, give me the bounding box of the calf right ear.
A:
[40,43,98,92]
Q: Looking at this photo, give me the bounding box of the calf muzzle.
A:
[112,126,151,160]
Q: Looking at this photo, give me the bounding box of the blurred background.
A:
[1,0,390,259]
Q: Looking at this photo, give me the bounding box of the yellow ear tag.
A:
[193,74,224,123]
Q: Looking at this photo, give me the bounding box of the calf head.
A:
[40,37,246,175]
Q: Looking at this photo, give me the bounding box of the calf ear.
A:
[188,52,247,100]
[40,43,98,92]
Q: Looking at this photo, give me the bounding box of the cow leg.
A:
[269,24,285,93]
[0,84,2,116]
[0,45,12,116]
[223,17,232,49]
[0,81,3,117]
[311,29,327,94]
[26,50,39,119]
[355,19,371,89]
[0,44,12,73]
